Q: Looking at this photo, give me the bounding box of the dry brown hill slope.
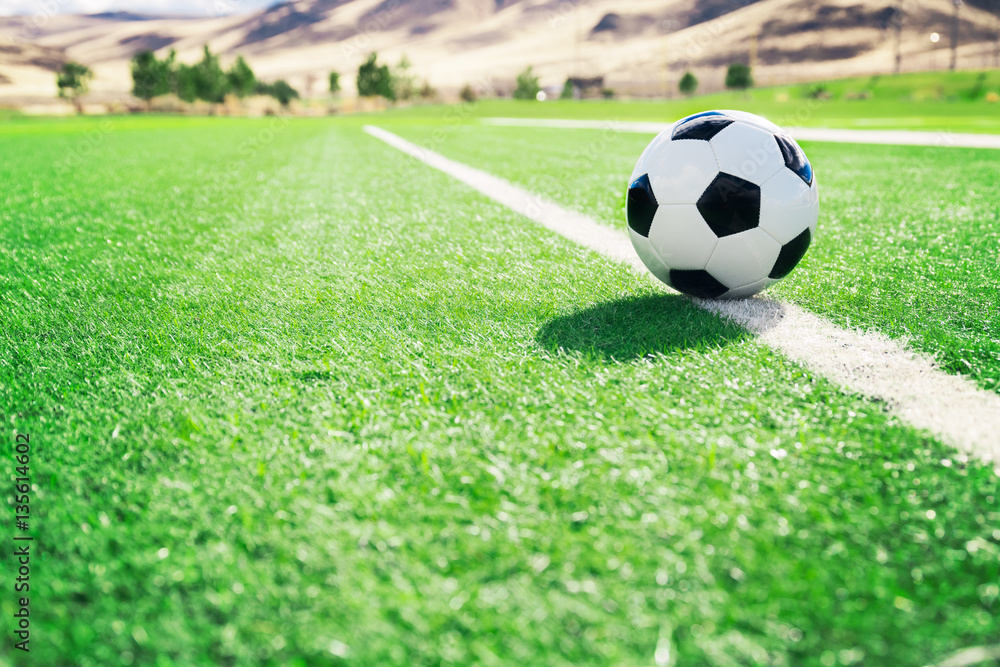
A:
[1,0,998,102]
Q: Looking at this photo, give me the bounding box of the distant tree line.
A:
[497,61,753,103]
[356,53,436,102]
[559,76,614,100]
[130,46,300,107]
[673,64,752,97]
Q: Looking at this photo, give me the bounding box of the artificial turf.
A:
[1,117,998,666]
[386,122,1000,394]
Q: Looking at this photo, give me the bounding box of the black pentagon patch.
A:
[669,269,728,299]
[671,111,734,141]
[696,173,761,238]
[626,173,658,237]
[774,134,814,186]
[769,228,812,279]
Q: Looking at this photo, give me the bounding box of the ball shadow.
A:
[536,294,751,361]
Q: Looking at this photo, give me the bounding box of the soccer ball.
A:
[626,110,818,300]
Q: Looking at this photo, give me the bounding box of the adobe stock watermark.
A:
[53,91,159,172]
[339,0,407,62]
[12,432,34,654]
[878,0,929,37]
[773,97,827,130]
[236,113,293,163]
[15,0,72,43]
[203,112,295,190]
[56,119,116,171]
[920,129,960,161]
[211,0,245,16]
[729,98,826,185]
[670,0,758,70]
[546,0,579,29]
[518,119,629,219]
[405,76,498,162]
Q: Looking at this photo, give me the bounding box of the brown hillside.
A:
[0,0,997,102]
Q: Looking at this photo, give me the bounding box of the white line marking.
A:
[481,118,1000,150]
[364,124,1000,463]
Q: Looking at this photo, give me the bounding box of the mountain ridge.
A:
[1,0,997,101]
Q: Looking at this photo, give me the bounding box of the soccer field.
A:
[2,115,999,666]
[384,123,1000,393]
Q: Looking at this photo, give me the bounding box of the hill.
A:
[0,0,998,103]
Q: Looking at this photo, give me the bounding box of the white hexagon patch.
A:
[648,204,720,271]
[706,227,782,289]
[710,122,786,186]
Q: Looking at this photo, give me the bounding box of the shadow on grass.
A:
[536,294,750,361]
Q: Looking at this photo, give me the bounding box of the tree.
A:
[192,45,228,103]
[256,80,300,106]
[57,61,92,113]
[131,50,174,106]
[725,63,753,90]
[459,84,477,103]
[513,65,540,100]
[175,63,199,103]
[679,71,698,96]
[226,56,256,99]
[357,53,394,100]
[560,79,575,99]
[391,55,416,101]
[127,46,284,111]
[329,71,340,94]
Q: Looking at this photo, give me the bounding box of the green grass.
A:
[386,123,1000,394]
[379,69,1000,134]
[1,116,999,666]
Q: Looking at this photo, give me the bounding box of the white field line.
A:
[481,118,1000,150]
[363,125,1000,463]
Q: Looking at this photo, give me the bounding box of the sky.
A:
[0,0,278,17]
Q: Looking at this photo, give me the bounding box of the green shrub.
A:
[513,66,541,100]
[807,84,830,99]
[679,71,698,96]
[357,53,394,100]
[725,63,753,90]
[392,55,416,101]
[255,80,300,106]
[418,80,437,100]
[967,72,989,100]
